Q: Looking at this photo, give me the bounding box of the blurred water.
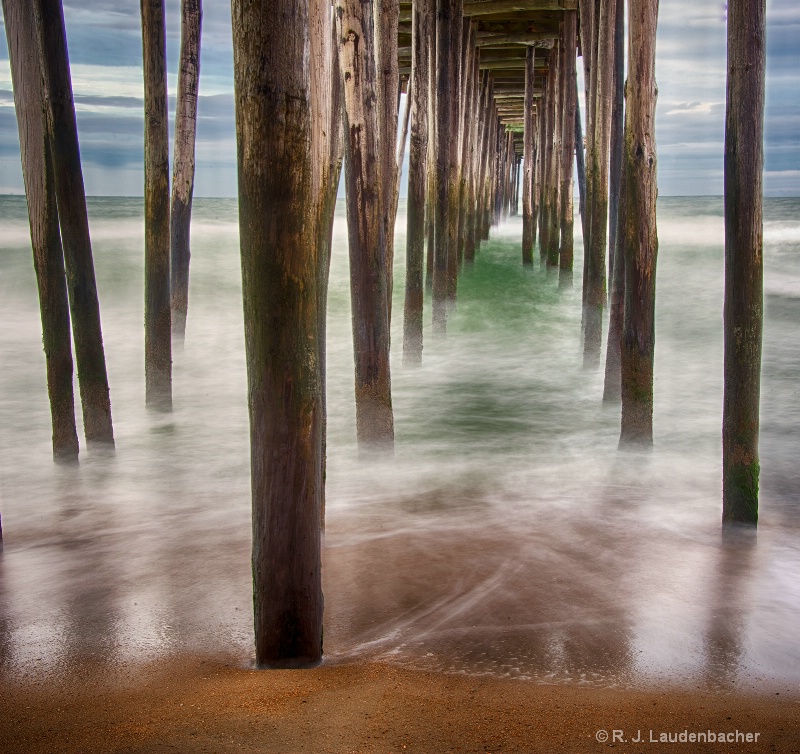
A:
[0,195,797,692]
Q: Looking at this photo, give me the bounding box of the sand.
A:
[1,657,798,753]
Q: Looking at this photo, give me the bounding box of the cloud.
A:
[0,0,797,196]
[664,102,723,117]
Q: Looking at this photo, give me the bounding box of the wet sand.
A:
[1,657,798,753]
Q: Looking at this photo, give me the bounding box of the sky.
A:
[0,1,797,197]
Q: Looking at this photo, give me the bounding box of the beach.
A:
[3,658,799,753]
[1,197,799,752]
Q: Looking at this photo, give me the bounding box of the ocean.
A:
[0,195,798,692]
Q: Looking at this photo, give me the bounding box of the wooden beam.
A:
[464,0,578,15]
[476,30,558,45]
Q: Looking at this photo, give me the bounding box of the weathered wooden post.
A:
[481,108,497,240]
[619,0,658,446]
[425,22,437,292]
[232,0,325,666]
[433,0,457,333]
[575,75,588,258]
[170,0,202,342]
[546,38,563,270]
[558,11,578,286]
[475,74,492,245]
[311,0,345,531]
[377,0,399,312]
[502,129,513,219]
[583,0,615,365]
[3,0,79,462]
[603,0,626,400]
[722,0,766,526]
[607,0,624,291]
[32,0,115,445]
[489,115,497,228]
[456,21,475,267]
[395,78,412,218]
[538,55,554,265]
[511,155,521,216]
[403,0,433,365]
[464,55,482,261]
[337,0,395,448]
[579,0,597,299]
[141,0,172,411]
[445,5,464,306]
[522,45,537,265]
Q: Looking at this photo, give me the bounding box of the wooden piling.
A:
[311,0,345,532]
[403,0,433,364]
[546,38,562,270]
[578,0,597,311]
[464,57,482,263]
[521,47,536,265]
[3,0,79,462]
[445,5,464,306]
[558,11,577,286]
[170,0,202,342]
[377,0,400,312]
[583,0,615,366]
[603,0,626,400]
[336,0,395,447]
[396,76,412,220]
[475,74,493,244]
[456,22,476,267]
[425,20,437,292]
[575,75,588,255]
[433,0,456,333]
[607,0,624,290]
[32,0,115,444]
[722,0,766,526]
[481,108,497,240]
[538,52,554,265]
[141,0,173,410]
[619,0,659,446]
[232,0,324,667]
